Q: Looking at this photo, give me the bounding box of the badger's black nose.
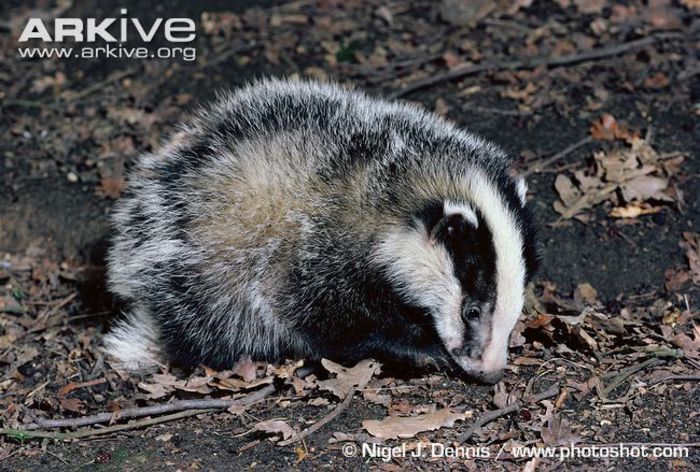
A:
[472,369,504,385]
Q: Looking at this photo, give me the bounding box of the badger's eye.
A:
[462,305,481,323]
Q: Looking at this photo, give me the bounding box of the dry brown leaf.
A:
[363,388,391,407]
[363,408,469,439]
[59,398,86,414]
[492,382,518,409]
[138,381,171,400]
[317,359,381,399]
[554,137,682,220]
[665,268,690,291]
[308,397,330,406]
[11,346,39,370]
[610,202,661,219]
[575,327,599,351]
[573,282,598,306]
[439,0,495,27]
[176,376,213,395]
[442,51,464,70]
[672,332,700,360]
[267,360,304,380]
[680,0,700,10]
[213,376,273,391]
[231,355,258,383]
[539,403,581,446]
[620,175,672,202]
[253,419,296,441]
[680,233,700,285]
[645,0,683,29]
[526,313,554,329]
[589,113,639,142]
[644,72,670,89]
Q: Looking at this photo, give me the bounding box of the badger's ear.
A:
[415,200,480,244]
[429,211,479,246]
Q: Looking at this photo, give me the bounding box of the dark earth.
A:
[1,0,699,470]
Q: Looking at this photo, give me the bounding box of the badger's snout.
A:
[452,349,507,385]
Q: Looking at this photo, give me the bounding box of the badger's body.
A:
[105,79,540,383]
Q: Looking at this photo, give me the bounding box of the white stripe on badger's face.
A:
[454,172,526,375]
[373,224,465,353]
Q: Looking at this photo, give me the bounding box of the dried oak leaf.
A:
[253,419,296,441]
[317,359,381,399]
[363,408,470,439]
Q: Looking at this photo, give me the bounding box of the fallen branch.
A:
[278,391,354,446]
[24,384,276,430]
[1,409,213,442]
[458,384,560,443]
[389,33,681,99]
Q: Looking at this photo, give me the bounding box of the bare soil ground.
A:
[1,0,699,470]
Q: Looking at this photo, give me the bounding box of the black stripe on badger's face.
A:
[373,184,527,384]
[417,200,497,359]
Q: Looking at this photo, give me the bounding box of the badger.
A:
[104,78,540,384]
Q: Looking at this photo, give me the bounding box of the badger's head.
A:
[374,172,540,384]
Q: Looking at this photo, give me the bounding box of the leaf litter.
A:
[2,0,698,468]
[553,119,686,223]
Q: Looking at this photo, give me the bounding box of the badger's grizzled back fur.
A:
[105,79,540,383]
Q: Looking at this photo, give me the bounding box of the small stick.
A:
[278,392,354,446]
[602,358,663,398]
[24,384,276,430]
[458,384,560,443]
[522,136,593,176]
[650,374,700,386]
[58,378,107,398]
[1,409,213,442]
[390,34,681,99]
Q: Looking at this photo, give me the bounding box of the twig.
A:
[278,391,354,446]
[602,358,663,398]
[24,384,276,430]
[58,378,107,398]
[64,69,135,101]
[390,33,681,99]
[0,446,25,463]
[458,384,560,442]
[522,136,593,176]
[1,409,213,441]
[463,103,533,116]
[650,374,700,386]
